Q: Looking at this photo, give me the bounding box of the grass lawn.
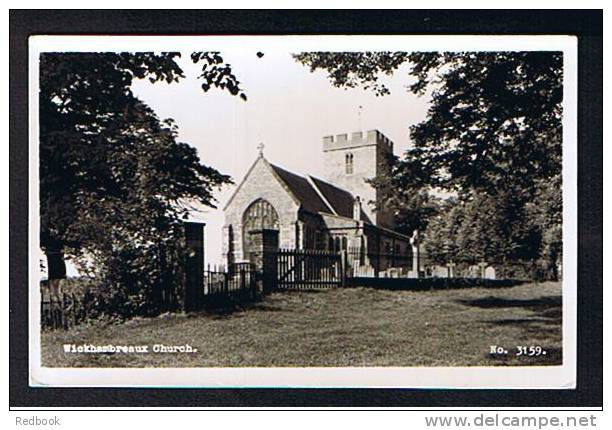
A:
[41,281,562,367]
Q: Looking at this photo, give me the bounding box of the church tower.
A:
[322,130,395,228]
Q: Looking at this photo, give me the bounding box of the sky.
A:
[130,49,430,266]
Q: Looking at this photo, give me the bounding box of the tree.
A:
[525,173,563,279]
[295,51,562,194]
[420,197,464,264]
[367,149,440,235]
[421,190,541,278]
[295,51,563,276]
[40,52,245,289]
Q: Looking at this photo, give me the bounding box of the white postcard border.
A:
[28,35,578,389]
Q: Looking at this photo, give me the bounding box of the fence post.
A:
[40,299,44,329]
[340,249,347,287]
[62,293,68,329]
[239,267,246,300]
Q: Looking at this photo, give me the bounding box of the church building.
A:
[222,130,413,273]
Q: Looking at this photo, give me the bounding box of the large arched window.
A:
[345,152,354,174]
[242,199,279,257]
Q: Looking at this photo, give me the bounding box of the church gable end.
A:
[223,156,301,259]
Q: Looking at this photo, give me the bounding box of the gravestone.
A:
[467,265,480,278]
[447,261,456,278]
[410,230,421,278]
[478,261,488,278]
[432,265,448,278]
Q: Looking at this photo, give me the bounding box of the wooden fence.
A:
[41,291,94,330]
[276,248,343,290]
[203,262,259,308]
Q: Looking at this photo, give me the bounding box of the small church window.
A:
[345,153,354,174]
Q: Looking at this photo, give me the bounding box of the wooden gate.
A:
[276,248,343,290]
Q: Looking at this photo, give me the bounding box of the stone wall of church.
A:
[323,139,378,224]
[297,210,328,250]
[321,213,374,254]
[223,158,300,262]
[319,213,412,271]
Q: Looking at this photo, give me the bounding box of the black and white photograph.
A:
[28,34,578,388]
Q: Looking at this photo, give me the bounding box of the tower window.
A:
[345,153,354,174]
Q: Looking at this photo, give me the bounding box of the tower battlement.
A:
[323,129,393,152]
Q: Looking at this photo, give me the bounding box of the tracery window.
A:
[242,199,279,257]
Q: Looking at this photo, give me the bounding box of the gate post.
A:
[248,229,279,294]
[183,221,205,312]
[340,249,347,287]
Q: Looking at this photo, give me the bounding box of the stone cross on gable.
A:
[257,142,265,156]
